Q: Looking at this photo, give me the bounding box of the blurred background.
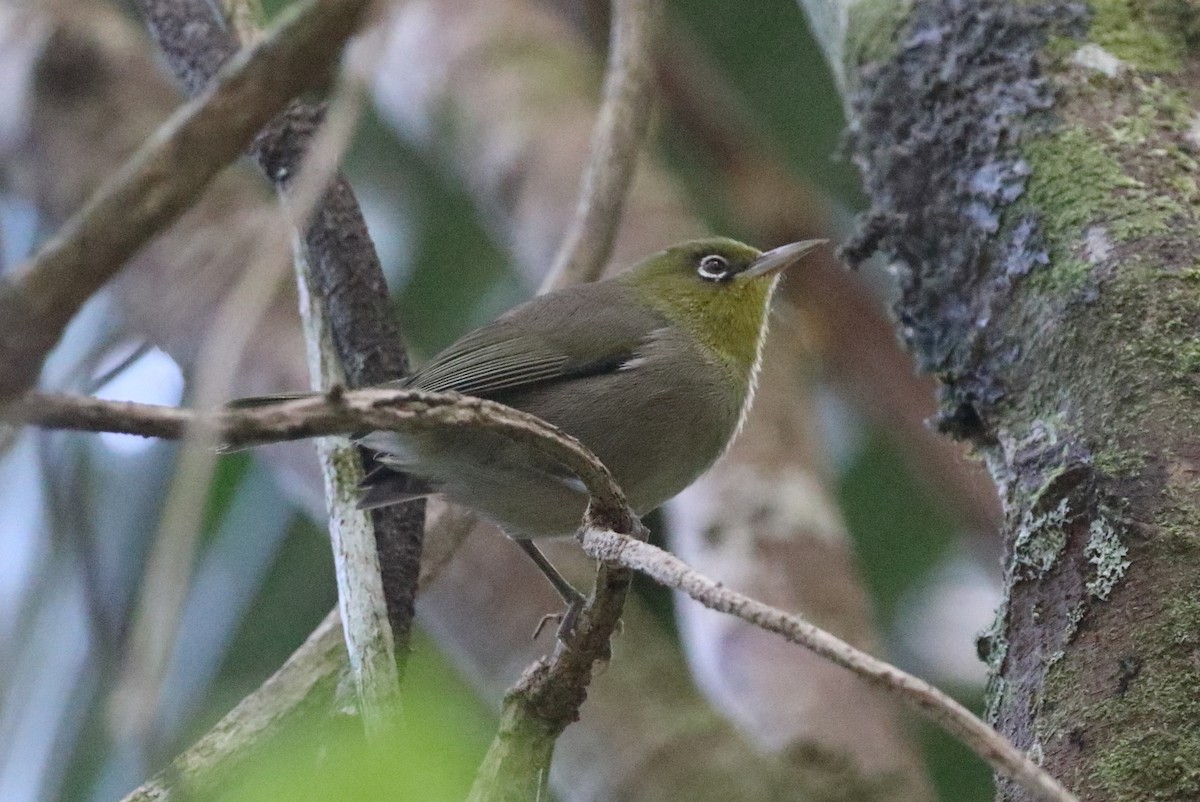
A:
[0,0,1004,799]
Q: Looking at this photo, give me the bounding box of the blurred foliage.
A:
[347,108,527,356]
[840,432,990,801]
[213,634,489,802]
[838,432,959,623]
[671,0,864,206]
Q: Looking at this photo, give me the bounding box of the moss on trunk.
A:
[840,0,1200,798]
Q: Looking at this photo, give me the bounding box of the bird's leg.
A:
[514,538,587,640]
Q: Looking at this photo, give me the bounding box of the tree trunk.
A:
[801,0,1200,798]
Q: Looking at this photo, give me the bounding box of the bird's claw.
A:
[532,595,586,642]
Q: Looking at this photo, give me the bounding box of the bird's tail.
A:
[225,392,319,409]
[218,392,320,453]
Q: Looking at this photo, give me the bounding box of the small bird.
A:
[237,237,824,611]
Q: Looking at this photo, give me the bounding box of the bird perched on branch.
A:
[234,237,824,615]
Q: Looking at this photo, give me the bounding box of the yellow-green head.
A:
[619,237,825,382]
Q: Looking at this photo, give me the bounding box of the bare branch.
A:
[579,529,1079,802]
[3,389,632,531]
[0,0,376,401]
[542,0,664,291]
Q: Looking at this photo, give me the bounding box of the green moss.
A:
[1021,126,1172,277]
[1083,518,1130,599]
[1093,662,1200,799]
[1023,127,1127,251]
[1092,445,1147,476]
[1037,584,1200,800]
[844,0,911,71]
[1117,272,1200,395]
[1088,0,1188,73]
[1021,81,1197,295]
[1029,257,1091,295]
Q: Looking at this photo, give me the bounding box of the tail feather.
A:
[225,392,319,409]
[357,469,434,510]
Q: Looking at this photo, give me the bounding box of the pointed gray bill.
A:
[739,239,828,280]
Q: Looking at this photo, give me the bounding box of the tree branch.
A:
[542,0,664,290]
[580,529,1078,802]
[3,389,632,529]
[0,0,375,400]
[136,0,427,677]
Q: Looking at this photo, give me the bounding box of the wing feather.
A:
[401,283,668,399]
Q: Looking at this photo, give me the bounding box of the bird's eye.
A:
[697,255,729,281]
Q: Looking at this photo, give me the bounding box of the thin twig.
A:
[541,0,664,291]
[578,529,1080,802]
[0,0,376,401]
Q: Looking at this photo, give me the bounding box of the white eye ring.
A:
[698,255,729,281]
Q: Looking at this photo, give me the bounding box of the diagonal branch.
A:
[0,0,376,400]
[118,611,345,802]
[579,530,1078,802]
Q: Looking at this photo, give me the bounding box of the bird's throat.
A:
[634,274,778,391]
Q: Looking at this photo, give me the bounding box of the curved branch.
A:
[3,389,633,533]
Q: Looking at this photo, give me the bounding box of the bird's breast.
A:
[495,329,744,515]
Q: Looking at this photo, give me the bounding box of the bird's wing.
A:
[400,281,665,400]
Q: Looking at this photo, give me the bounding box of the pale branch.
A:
[295,214,401,736]
[137,0,427,672]
[542,0,664,291]
[579,529,1079,802]
[0,0,376,401]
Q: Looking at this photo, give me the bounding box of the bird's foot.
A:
[532,592,586,642]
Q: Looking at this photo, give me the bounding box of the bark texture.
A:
[813,0,1200,798]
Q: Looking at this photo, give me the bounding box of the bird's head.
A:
[620,237,826,375]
